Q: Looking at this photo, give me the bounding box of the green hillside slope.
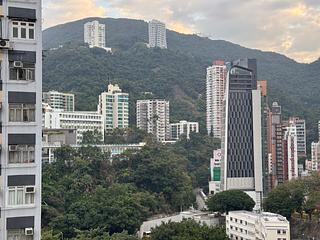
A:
[43,17,320,146]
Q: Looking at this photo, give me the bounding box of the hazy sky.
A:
[43,0,320,63]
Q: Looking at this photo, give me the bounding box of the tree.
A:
[304,191,320,220]
[149,219,228,240]
[207,190,255,213]
[82,130,103,144]
[264,183,304,219]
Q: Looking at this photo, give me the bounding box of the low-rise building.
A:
[226,211,290,240]
[42,129,77,163]
[42,142,146,163]
[43,109,104,144]
[139,210,220,238]
[169,120,199,140]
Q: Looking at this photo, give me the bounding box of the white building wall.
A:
[226,211,290,240]
[284,123,298,180]
[0,0,42,239]
[84,20,106,48]
[206,61,227,138]
[44,110,104,144]
[148,19,167,49]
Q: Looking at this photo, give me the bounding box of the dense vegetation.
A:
[264,173,320,220]
[43,17,320,147]
[42,133,220,238]
[149,219,228,240]
[206,190,255,213]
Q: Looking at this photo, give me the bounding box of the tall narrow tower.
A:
[221,59,263,210]
[206,60,227,138]
[0,0,42,239]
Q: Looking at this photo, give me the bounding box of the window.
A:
[9,145,35,164]
[9,104,35,122]
[11,21,35,40]
[9,62,35,81]
[7,229,33,240]
[8,186,35,206]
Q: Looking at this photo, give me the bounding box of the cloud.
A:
[43,0,106,28]
[43,0,320,63]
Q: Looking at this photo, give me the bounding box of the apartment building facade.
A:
[84,20,106,48]
[98,84,129,131]
[169,120,199,140]
[148,19,167,49]
[226,211,290,240]
[0,0,42,239]
[206,60,227,138]
[42,90,75,111]
[136,99,169,142]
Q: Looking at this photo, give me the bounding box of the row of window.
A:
[8,186,35,206]
[1,20,36,40]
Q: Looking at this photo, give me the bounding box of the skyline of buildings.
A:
[1,0,42,239]
[148,19,167,49]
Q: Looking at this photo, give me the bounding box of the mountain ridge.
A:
[43,17,320,147]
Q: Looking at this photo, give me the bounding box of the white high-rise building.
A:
[136,99,170,142]
[0,0,42,238]
[283,122,298,180]
[311,142,320,171]
[226,211,290,240]
[148,19,167,49]
[84,20,106,49]
[289,117,306,156]
[43,90,75,112]
[169,121,199,140]
[98,84,129,131]
[206,60,227,138]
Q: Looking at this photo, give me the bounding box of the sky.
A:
[43,0,320,63]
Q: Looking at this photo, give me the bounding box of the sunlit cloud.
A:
[43,0,320,63]
[43,0,106,28]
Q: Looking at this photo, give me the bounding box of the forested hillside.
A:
[43,17,320,145]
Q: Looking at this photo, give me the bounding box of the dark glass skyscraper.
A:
[221,59,263,210]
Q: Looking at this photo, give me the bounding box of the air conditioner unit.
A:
[0,39,10,49]
[9,145,18,151]
[25,186,35,193]
[13,61,23,68]
[25,227,34,236]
